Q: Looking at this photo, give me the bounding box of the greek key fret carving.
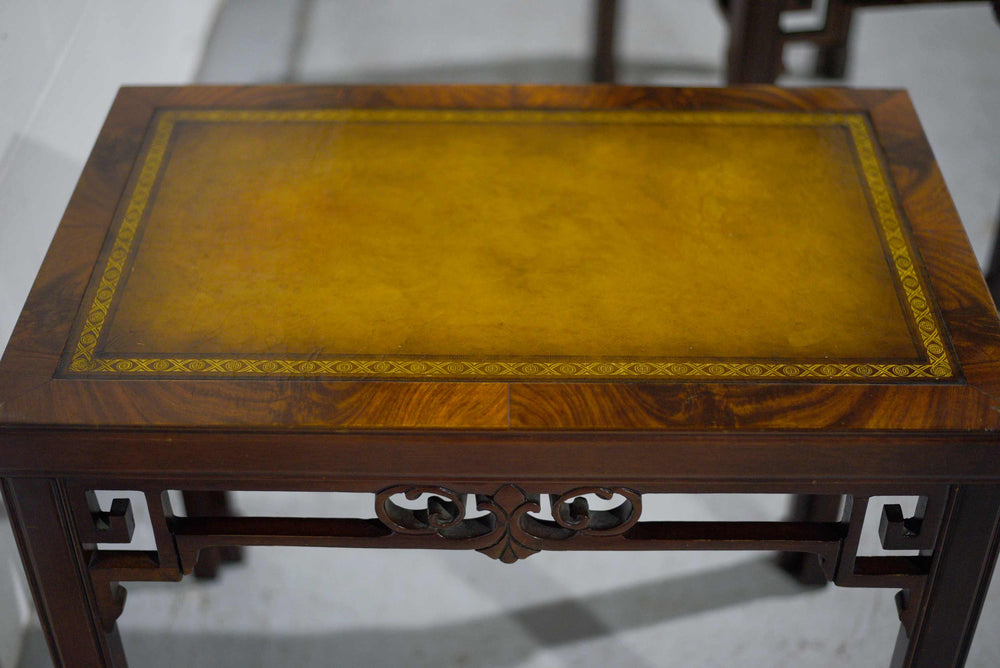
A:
[67,485,184,632]
[878,495,940,552]
[833,491,947,635]
[82,492,135,546]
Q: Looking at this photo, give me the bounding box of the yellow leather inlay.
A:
[65,109,952,380]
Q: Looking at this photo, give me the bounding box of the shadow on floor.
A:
[20,556,818,667]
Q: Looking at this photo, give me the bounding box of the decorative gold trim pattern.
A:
[66,109,954,380]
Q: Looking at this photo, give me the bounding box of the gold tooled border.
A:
[65,109,954,380]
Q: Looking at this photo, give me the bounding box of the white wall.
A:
[0,506,31,668]
[0,2,221,665]
[0,0,222,353]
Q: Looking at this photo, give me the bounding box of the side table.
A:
[2,85,999,667]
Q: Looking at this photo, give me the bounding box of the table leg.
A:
[591,0,619,83]
[984,203,1000,304]
[726,0,784,83]
[182,490,243,579]
[815,0,852,79]
[777,494,841,585]
[2,478,127,668]
[891,485,1000,668]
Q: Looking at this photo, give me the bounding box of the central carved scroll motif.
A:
[375,485,642,563]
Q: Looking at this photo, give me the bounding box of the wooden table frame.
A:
[2,85,1000,667]
[592,0,1000,85]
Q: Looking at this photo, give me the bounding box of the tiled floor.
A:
[15,2,1000,666]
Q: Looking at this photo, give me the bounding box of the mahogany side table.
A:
[2,85,999,667]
